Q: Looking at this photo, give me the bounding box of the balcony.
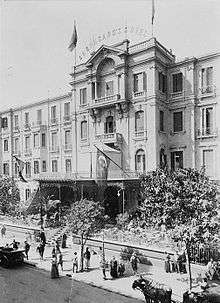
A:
[90,94,121,109]
[13,150,21,156]
[63,115,71,124]
[50,118,58,125]
[133,91,147,98]
[24,123,31,131]
[197,128,218,139]
[63,143,72,151]
[13,125,20,133]
[32,120,47,131]
[24,149,32,156]
[95,132,122,145]
[49,146,59,153]
[199,85,216,98]
[133,130,147,141]
[170,91,183,98]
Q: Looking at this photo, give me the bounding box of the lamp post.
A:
[117,186,125,214]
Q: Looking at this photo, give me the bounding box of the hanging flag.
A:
[68,21,78,52]
[96,148,110,187]
[152,0,155,25]
[13,156,27,183]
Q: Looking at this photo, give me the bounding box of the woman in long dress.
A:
[110,256,118,278]
[51,256,59,278]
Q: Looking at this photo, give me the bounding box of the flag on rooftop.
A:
[68,21,78,52]
[152,0,155,25]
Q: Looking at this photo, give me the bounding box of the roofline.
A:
[173,52,220,67]
[0,92,72,115]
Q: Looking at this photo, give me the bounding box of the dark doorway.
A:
[103,186,120,219]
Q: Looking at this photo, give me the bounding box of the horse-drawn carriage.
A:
[0,246,25,267]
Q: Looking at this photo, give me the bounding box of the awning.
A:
[94,143,121,153]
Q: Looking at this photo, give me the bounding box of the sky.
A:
[0,0,220,111]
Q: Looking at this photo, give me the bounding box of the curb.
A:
[71,276,145,302]
[23,260,37,267]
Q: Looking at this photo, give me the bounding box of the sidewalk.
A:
[24,241,220,303]
[1,226,220,302]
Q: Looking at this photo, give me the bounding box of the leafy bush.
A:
[120,246,139,261]
[120,246,152,265]
[116,212,130,229]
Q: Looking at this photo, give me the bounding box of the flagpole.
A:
[151,0,155,38]
[71,19,78,178]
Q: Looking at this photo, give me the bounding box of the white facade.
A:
[0,37,220,205]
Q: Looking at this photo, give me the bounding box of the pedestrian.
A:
[55,240,61,254]
[206,258,215,280]
[1,225,6,238]
[37,241,45,260]
[164,252,172,273]
[118,258,125,277]
[72,252,78,273]
[61,233,67,248]
[99,247,107,280]
[51,255,59,279]
[172,251,180,273]
[39,228,46,245]
[58,253,63,271]
[84,247,91,270]
[130,252,140,275]
[24,240,30,260]
[110,256,118,279]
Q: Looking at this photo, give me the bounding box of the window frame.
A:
[3,139,8,152]
[135,111,144,133]
[173,111,183,133]
[52,159,58,173]
[172,72,183,93]
[171,150,183,170]
[81,120,88,139]
[159,110,164,132]
[65,159,72,173]
[42,160,47,172]
[34,160,39,174]
[3,163,9,175]
[135,149,146,173]
[80,88,87,105]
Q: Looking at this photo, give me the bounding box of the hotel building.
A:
[0,37,219,214]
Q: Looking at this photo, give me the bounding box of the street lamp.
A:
[117,186,125,214]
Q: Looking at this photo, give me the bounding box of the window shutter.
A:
[164,75,167,93]
[143,72,147,91]
[113,120,116,133]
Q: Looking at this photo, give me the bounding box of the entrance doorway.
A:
[103,186,120,219]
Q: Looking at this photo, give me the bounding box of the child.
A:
[58,253,63,271]
[73,252,78,273]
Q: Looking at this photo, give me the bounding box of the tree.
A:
[67,198,105,271]
[0,176,20,216]
[139,168,220,291]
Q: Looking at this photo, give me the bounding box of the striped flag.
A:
[13,156,27,183]
[152,0,155,25]
[68,21,78,52]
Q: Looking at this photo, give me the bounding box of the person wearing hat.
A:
[130,252,140,275]
[24,240,31,260]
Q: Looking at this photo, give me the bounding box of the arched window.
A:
[135,149,146,173]
[81,121,88,139]
[104,116,115,134]
[135,111,144,132]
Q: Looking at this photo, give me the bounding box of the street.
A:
[0,265,143,303]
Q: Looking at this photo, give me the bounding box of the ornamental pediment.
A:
[86,44,126,69]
